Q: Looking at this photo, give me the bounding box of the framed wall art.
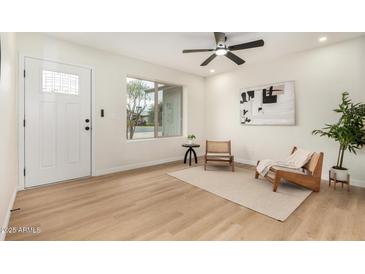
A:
[240,81,295,125]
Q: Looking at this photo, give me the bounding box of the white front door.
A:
[24,57,92,187]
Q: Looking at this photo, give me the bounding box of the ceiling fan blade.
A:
[228,39,264,51]
[214,32,226,45]
[200,54,217,66]
[182,49,214,53]
[225,51,245,65]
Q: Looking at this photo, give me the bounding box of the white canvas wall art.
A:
[240,81,295,125]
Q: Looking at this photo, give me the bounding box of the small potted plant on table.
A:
[187,134,196,145]
[312,92,365,181]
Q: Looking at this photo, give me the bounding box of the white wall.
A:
[205,37,365,186]
[16,33,206,181]
[0,33,18,240]
[13,33,365,189]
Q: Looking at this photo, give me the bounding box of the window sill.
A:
[126,136,185,143]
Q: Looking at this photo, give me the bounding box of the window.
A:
[126,77,182,140]
[42,70,79,95]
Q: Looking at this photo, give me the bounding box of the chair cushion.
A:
[206,153,231,157]
[270,166,308,175]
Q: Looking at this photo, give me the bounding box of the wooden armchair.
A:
[255,146,324,192]
[204,140,234,171]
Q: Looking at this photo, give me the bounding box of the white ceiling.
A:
[46,32,364,77]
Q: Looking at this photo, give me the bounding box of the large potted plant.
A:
[312,92,365,181]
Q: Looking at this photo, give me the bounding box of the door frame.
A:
[18,54,96,190]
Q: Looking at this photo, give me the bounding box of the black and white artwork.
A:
[240,81,295,125]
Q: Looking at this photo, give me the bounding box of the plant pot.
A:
[188,139,193,145]
[330,166,349,181]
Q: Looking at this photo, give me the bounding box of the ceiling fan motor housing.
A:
[182,32,264,66]
[217,35,227,48]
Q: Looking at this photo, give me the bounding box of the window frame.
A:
[126,75,183,141]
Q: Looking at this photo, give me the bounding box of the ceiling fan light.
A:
[215,48,228,56]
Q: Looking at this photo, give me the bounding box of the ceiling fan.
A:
[182,32,264,66]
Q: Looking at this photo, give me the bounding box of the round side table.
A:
[182,144,200,166]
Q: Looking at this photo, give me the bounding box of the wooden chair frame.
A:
[204,140,235,171]
[255,146,324,192]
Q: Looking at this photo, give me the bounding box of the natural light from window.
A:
[126,77,182,140]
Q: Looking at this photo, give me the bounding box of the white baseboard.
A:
[347,178,365,188]
[1,186,18,241]
[17,185,25,192]
[94,155,204,176]
[235,158,258,166]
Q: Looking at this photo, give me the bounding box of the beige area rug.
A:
[168,165,312,221]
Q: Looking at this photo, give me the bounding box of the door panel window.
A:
[42,70,79,95]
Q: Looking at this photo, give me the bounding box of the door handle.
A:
[85,119,90,123]
[85,126,90,131]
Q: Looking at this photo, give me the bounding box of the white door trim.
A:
[17,54,96,190]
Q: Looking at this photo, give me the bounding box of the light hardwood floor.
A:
[6,160,365,240]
